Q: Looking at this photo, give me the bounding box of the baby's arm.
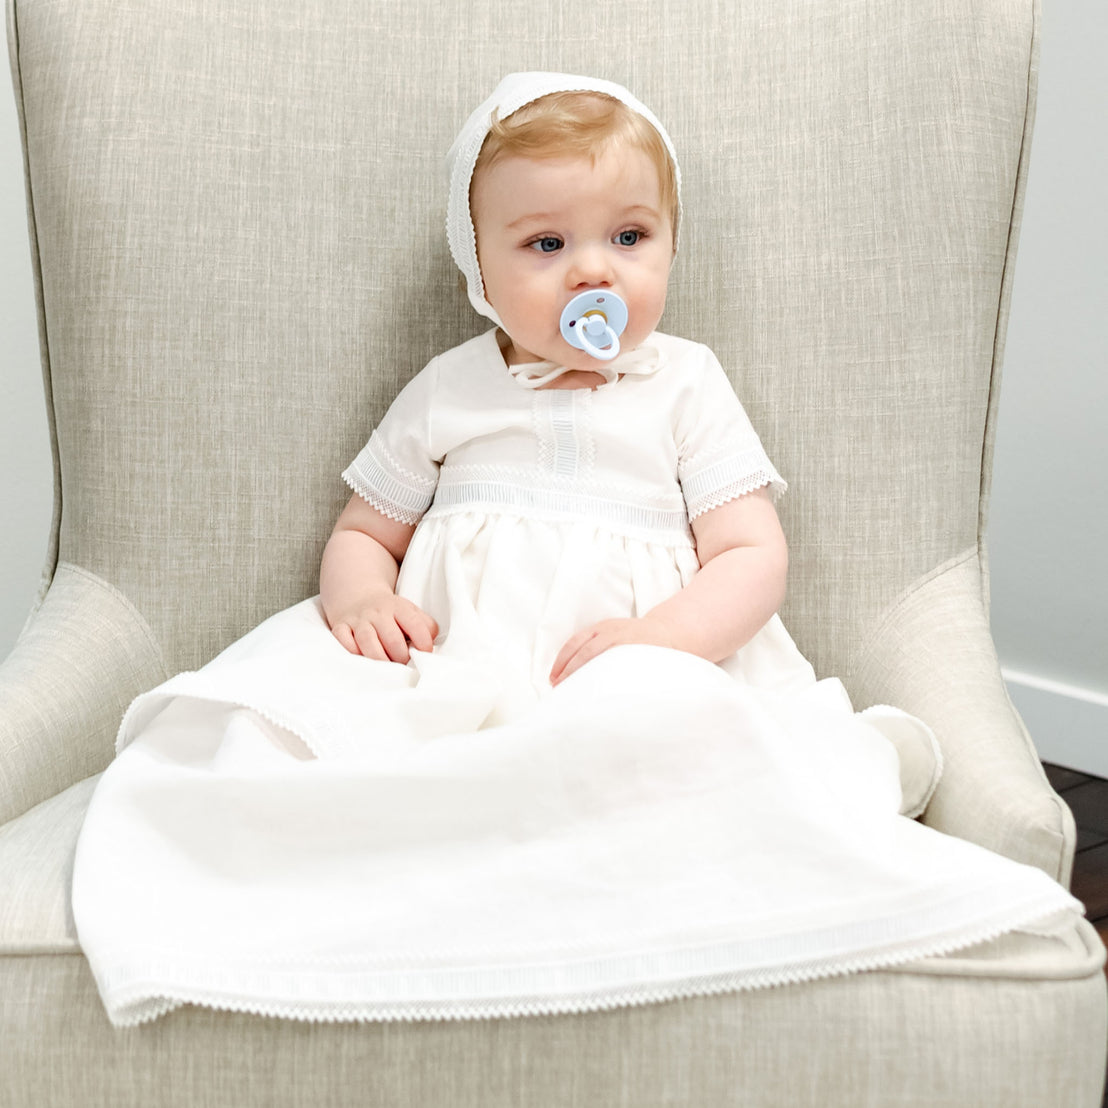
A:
[320,494,439,663]
[549,488,787,685]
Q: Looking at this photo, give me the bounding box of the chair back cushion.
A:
[8,0,1036,675]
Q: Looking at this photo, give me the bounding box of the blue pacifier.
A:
[559,290,628,362]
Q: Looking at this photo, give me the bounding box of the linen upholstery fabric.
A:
[3,0,1106,1103]
[852,548,1078,882]
[0,775,96,952]
[0,563,167,824]
[2,927,1106,1108]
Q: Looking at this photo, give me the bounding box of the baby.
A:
[321,72,792,694]
[74,73,1075,1031]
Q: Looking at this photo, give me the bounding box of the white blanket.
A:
[72,599,1079,1027]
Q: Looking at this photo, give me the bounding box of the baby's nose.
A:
[566,245,615,289]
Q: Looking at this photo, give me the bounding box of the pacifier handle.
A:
[575,315,621,361]
[559,290,629,363]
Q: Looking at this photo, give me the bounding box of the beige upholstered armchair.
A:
[2,0,1105,1104]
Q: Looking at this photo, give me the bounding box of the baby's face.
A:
[471,144,674,370]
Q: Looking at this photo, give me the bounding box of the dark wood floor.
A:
[1044,762,1108,949]
[1042,762,1108,1108]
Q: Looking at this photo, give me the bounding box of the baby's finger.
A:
[397,605,438,654]
[373,620,413,664]
[331,622,361,655]
[549,629,595,685]
[351,623,391,663]
[552,630,611,686]
[555,640,607,686]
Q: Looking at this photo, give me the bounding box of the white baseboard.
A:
[1002,669,1108,779]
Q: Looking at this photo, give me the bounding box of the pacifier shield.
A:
[559,290,629,362]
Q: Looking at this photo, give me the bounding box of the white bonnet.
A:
[446,72,681,326]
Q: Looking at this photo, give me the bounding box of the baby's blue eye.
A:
[529,236,563,253]
[615,230,643,247]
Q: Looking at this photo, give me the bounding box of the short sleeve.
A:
[342,360,442,525]
[675,347,786,522]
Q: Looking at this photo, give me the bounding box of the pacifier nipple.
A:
[559,290,629,362]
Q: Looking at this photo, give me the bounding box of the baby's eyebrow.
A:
[506,212,557,230]
[619,204,663,222]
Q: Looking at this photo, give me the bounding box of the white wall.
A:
[986,0,1108,774]
[0,67,51,657]
[1,9,1105,771]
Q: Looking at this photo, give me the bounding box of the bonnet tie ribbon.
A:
[507,341,664,389]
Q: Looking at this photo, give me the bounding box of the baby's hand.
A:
[328,588,439,664]
[549,616,678,687]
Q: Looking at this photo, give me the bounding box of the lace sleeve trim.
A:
[341,432,438,526]
[681,446,787,522]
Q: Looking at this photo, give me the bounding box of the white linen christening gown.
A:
[71,330,1079,1027]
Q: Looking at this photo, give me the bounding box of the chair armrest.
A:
[850,549,1074,887]
[0,563,167,825]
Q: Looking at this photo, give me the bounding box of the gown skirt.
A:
[71,509,1080,1026]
